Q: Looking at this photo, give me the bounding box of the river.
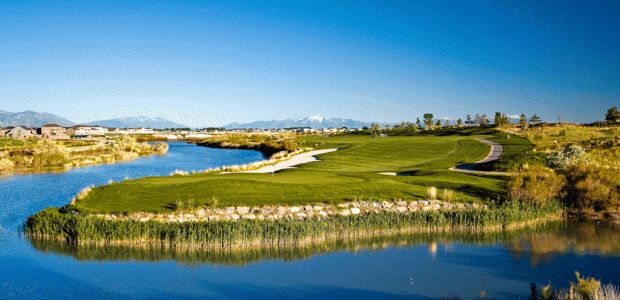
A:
[1,142,619,299]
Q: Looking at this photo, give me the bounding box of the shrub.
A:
[0,152,14,173]
[564,163,620,211]
[31,139,68,169]
[508,164,566,206]
[545,144,587,170]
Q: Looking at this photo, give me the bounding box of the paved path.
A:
[450,138,513,176]
[240,148,338,173]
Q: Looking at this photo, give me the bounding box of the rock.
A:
[397,200,407,206]
[139,217,150,222]
[381,201,392,209]
[196,209,206,217]
[313,205,324,211]
[208,215,219,221]
[237,206,250,214]
[350,207,361,215]
[276,206,287,213]
[396,206,408,213]
[230,214,240,220]
[318,211,328,217]
[303,205,313,212]
[289,206,301,213]
[242,214,256,220]
[226,207,236,214]
[337,202,351,208]
[295,212,307,218]
[339,209,351,216]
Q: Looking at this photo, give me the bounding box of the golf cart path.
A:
[449,138,512,176]
[240,148,338,173]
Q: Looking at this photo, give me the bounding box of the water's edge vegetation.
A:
[27,201,561,248]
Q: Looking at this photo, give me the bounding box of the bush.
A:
[508,164,566,206]
[0,152,14,173]
[545,144,587,170]
[32,140,68,169]
[564,163,620,211]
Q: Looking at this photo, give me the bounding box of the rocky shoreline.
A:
[93,199,488,223]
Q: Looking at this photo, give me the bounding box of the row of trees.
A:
[374,106,617,133]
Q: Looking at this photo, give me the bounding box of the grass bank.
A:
[0,136,168,175]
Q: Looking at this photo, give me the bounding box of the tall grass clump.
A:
[70,185,95,205]
[531,271,620,300]
[427,186,437,200]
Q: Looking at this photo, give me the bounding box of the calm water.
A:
[1,143,619,299]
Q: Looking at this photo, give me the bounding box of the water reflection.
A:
[29,222,620,266]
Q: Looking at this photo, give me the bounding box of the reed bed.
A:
[27,201,560,248]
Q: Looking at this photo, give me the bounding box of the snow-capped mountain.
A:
[223,116,371,129]
[0,110,74,127]
[87,116,188,129]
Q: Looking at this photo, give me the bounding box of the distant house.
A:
[5,126,34,139]
[39,124,69,139]
[67,125,108,139]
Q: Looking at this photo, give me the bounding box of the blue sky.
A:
[0,0,618,127]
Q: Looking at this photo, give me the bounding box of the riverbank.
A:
[0,136,168,175]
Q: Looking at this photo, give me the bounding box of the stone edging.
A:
[93,200,488,223]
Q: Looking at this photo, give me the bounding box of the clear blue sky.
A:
[0,0,618,127]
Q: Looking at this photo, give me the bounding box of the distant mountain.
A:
[0,110,74,128]
[87,116,188,129]
[224,116,371,129]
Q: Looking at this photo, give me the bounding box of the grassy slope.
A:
[76,133,506,213]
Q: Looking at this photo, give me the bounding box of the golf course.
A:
[72,130,511,213]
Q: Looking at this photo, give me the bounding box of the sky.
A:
[0,0,618,127]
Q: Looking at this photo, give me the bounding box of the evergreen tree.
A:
[606,106,620,123]
[457,118,463,127]
[530,114,542,123]
[423,113,434,129]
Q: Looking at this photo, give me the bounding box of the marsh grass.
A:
[27,201,560,248]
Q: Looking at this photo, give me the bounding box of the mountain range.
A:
[0,110,74,128]
[86,117,188,129]
[0,110,188,129]
[223,116,371,129]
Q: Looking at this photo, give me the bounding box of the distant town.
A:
[0,123,357,141]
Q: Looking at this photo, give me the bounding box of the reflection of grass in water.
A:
[29,222,569,266]
[507,222,620,267]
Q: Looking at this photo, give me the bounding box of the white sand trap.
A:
[378,172,397,176]
[240,148,338,173]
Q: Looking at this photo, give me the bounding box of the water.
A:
[1,142,620,299]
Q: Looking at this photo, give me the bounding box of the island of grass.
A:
[27,127,564,247]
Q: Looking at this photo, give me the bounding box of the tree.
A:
[519,114,527,127]
[415,117,422,128]
[481,114,489,125]
[501,114,509,126]
[530,114,542,123]
[494,112,502,126]
[423,113,434,129]
[456,118,463,127]
[466,114,471,122]
[443,119,450,127]
[474,113,482,125]
[606,106,620,123]
[370,123,381,136]
[435,119,442,127]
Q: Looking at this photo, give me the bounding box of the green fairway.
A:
[76,133,509,213]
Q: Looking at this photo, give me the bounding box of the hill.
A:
[0,110,74,128]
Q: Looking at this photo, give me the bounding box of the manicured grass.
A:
[75,133,507,213]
